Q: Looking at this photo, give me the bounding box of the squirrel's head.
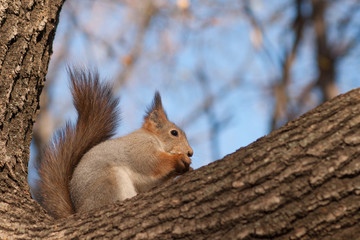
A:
[142,92,193,158]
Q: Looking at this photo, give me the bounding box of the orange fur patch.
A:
[152,152,183,178]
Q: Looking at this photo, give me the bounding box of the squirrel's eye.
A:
[170,130,178,136]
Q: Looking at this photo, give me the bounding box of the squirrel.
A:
[34,69,193,219]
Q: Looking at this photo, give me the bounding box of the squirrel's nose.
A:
[187,149,193,157]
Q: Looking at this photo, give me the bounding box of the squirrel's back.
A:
[34,69,120,219]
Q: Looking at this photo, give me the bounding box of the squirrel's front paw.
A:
[175,154,192,174]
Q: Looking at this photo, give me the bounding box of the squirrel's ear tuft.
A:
[151,92,163,112]
[143,92,168,131]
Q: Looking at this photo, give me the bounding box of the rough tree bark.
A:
[1,0,360,239]
[0,0,65,229]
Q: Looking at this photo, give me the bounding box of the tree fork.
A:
[0,1,360,238]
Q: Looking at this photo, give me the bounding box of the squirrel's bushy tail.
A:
[35,69,119,219]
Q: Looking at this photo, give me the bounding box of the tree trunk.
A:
[1,0,360,239]
[0,0,65,229]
